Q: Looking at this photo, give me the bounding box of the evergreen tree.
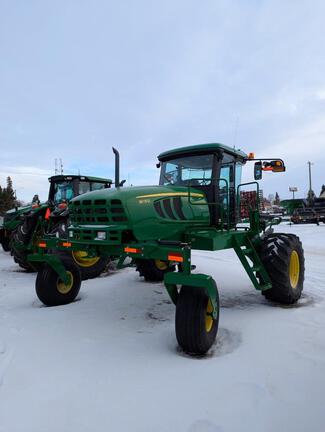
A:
[320,185,325,197]
[0,176,17,215]
[274,192,280,205]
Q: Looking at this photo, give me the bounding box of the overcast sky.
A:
[1,0,325,202]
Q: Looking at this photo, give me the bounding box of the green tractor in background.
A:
[28,143,305,355]
[0,204,32,252]
[8,173,113,279]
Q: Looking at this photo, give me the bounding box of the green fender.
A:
[164,272,219,318]
[29,253,71,285]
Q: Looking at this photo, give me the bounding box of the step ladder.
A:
[232,236,272,291]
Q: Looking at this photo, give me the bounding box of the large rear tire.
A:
[135,259,176,282]
[11,225,38,272]
[175,285,219,355]
[36,256,81,306]
[12,250,36,272]
[259,233,304,304]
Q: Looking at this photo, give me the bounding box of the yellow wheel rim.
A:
[154,260,169,271]
[289,250,300,289]
[72,251,100,268]
[205,299,214,333]
[57,271,74,294]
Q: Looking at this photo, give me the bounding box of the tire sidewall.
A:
[36,257,81,306]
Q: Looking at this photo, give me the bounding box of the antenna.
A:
[60,158,63,174]
[55,158,58,174]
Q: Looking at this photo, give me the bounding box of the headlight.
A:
[96,231,106,240]
[69,230,74,238]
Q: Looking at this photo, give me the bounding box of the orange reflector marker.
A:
[45,207,51,220]
[124,247,141,254]
[168,252,184,263]
[38,242,47,248]
[248,152,255,159]
[62,242,72,248]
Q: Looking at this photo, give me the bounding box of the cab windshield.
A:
[78,181,109,194]
[159,154,213,186]
[53,182,74,204]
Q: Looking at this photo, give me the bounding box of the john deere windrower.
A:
[29,143,305,355]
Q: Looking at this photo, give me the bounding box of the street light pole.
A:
[289,187,298,200]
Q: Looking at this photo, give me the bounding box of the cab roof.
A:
[158,143,248,161]
[48,175,112,183]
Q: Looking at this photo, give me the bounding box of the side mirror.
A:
[254,162,262,180]
[261,160,286,172]
[270,160,286,172]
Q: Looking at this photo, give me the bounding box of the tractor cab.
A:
[48,175,112,206]
[158,143,285,229]
[158,143,247,228]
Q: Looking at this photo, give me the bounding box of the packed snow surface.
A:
[0,224,324,432]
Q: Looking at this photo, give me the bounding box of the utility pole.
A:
[307,161,315,204]
[307,161,313,193]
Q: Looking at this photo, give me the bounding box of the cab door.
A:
[218,155,237,228]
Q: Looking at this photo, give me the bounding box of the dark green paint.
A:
[28,143,286,310]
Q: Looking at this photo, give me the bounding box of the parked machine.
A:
[291,197,325,224]
[9,173,113,279]
[27,143,305,355]
[0,205,31,252]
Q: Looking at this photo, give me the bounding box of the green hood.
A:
[69,185,211,241]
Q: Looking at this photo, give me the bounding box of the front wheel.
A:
[36,257,81,306]
[175,285,219,355]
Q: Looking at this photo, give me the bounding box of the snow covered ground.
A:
[0,223,324,432]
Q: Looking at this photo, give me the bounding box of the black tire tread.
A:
[259,233,305,304]
[35,256,81,306]
[135,259,175,282]
[175,285,219,355]
[11,226,38,272]
[1,237,11,252]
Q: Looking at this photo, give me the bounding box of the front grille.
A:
[69,198,128,225]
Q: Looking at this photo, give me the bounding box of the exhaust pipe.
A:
[112,147,120,188]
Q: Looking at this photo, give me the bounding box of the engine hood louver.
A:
[154,197,186,221]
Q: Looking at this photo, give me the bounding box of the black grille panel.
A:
[70,198,127,225]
